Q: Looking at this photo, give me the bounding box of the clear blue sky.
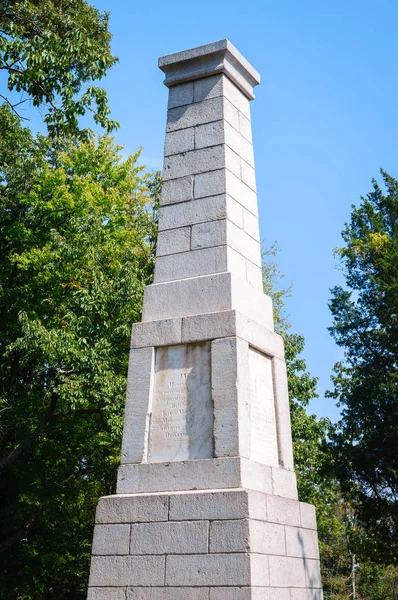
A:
[25,1,398,421]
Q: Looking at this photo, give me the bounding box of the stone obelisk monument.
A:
[87,40,323,600]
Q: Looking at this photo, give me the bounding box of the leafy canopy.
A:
[0,0,118,137]
[0,104,157,597]
[328,170,398,565]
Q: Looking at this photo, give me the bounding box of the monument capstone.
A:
[87,39,323,600]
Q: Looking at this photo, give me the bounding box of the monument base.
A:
[87,488,323,600]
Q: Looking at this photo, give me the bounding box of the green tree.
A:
[328,170,398,565]
[0,105,157,597]
[0,0,118,137]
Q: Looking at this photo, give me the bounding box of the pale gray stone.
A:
[89,555,165,587]
[131,318,182,348]
[163,146,225,181]
[272,357,295,471]
[223,97,240,132]
[234,312,285,360]
[166,553,251,587]
[169,490,249,521]
[246,259,263,290]
[87,589,126,600]
[92,524,130,555]
[266,495,301,527]
[248,347,278,466]
[157,227,191,257]
[250,554,270,586]
[240,159,256,192]
[148,343,213,463]
[168,81,194,108]
[158,195,226,231]
[224,145,242,178]
[154,246,228,283]
[210,589,290,600]
[222,76,251,119]
[164,128,194,156]
[225,169,258,215]
[191,220,227,249]
[120,347,154,464]
[95,494,169,524]
[285,526,320,559]
[300,502,318,530]
[209,519,250,553]
[195,120,224,149]
[239,112,253,142]
[159,40,260,100]
[194,73,223,102]
[161,176,193,205]
[226,246,247,283]
[224,120,255,167]
[194,169,226,199]
[290,589,323,600]
[167,97,223,132]
[240,458,273,495]
[305,559,323,588]
[117,457,241,494]
[130,521,208,555]
[127,589,209,600]
[182,310,236,343]
[243,208,260,241]
[226,195,244,227]
[142,273,233,322]
[268,556,306,588]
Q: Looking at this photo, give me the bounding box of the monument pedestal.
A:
[87,40,323,599]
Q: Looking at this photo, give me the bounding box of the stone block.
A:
[169,489,249,521]
[226,195,244,227]
[305,559,323,588]
[246,260,263,290]
[230,277,274,331]
[194,169,226,199]
[182,311,236,343]
[89,555,165,587]
[209,519,250,553]
[120,348,154,464]
[235,312,284,358]
[241,459,273,494]
[266,495,301,527]
[191,219,227,249]
[95,494,169,524]
[127,589,209,600]
[92,524,130,555]
[272,357,295,471]
[158,195,226,230]
[290,589,323,600]
[226,246,247,282]
[250,554,270,586]
[239,112,252,142]
[117,457,241,494]
[195,120,224,149]
[225,169,258,215]
[167,97,223,132]
[271,466,298,500]
[225,121,254,167]
[300,502,318,530]
[164,128,194,156]
[225,145,242,178]
[285,526,320,559]
[163,146,225,181]
[130,521,208,555]
[168,81,194,108]
[166,553,251,586]
[211,337,250,459]
[131,318,182,348]
[87,588,126,600]
[268,556,306,588]
[210,589,290,600]
[154,246,228,283]
[223,97,240,132]
[194,73,223,102]
[161,176,193,205]
[226,220,262,266]
[142,273,233,322]
[241,160,256,192]
[250,520,286,555]
[223,76,251,119]
[243,208,260,241]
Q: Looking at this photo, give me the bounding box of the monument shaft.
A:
[87,40,323,600]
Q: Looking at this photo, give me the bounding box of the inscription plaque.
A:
[249,347,279,466]
[148,343,213,463]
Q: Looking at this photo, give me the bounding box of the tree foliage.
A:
[328,170,398,565]
[0,0,118,137]
[0,105,157,597]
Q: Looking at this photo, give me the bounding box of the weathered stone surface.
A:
[168,81,194,108]
[92,524,130,555]
[148,343,213,463]
[300,502,318,530]
[169,489,249,521]
[268,556,306,588]
[272,357,295,471]
[161,176,193,205]
[89,555,165,587]
[191,219,227,249]
[95,494,169,524]
[88,588,126,600]
[156,227,191,256]
[130,520,208,555]
[271,465,298,499]
[154,246,228,283]
[285,526,320,559]
[266,494,301,527]
[127,589,209,600]
[131,318,182,349]
[164,127,195,156]
[166,553,252,586]
[290,589,323,600]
